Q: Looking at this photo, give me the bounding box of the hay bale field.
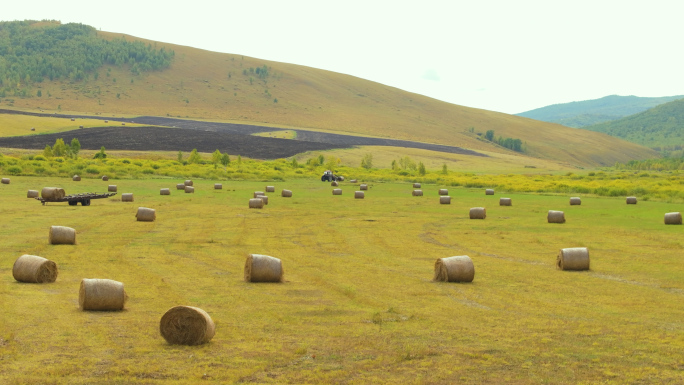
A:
[48,226,75,245]
[121,193,134,202]
[281,189,292,197]
[626,196,637,204]
[355,191,364,199]
[433,255,475,282]
[570,197,581,205]
[548,210,566,223]
[412,190,423,196]
[557,247,590,271]
[331,181,339,187]
[2,177,10,184]
[333,188,342,195]
[160,306,215,345]
[214,183,222,190]
[2,178,684,384]
[265,186,275,192]
[79,278,126,311]
[500,197,512,206]
[413,183,421,188]
[439,189,448,196]
[12,254,58,283]
[72,175,81,181]
[27,190,39,198]
[359,184,368,190]
[101,175,109,181]
[176,183,185,190]
[440,196,451,204]
[185,186,195,193]
[184,180,193,186]
[469,207,486,219]
[664,212,682,225]
[253,191,264,198]
[108,185,117,192]
[259,195,269,205]
[244,254,284,282]
[485,189,494,195]
[160,188,171,195]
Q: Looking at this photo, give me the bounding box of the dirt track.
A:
[0,109,486,159]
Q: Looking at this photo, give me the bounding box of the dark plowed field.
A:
[0,126,348,159]
[0,110,486,159]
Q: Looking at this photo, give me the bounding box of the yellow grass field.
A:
[1,176,683,384]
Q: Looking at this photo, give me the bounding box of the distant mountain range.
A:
[517,95,684,128]
[583,98,684,151]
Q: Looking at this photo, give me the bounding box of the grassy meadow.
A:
[1,174,683,384]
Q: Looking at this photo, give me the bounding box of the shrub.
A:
[85,168,99,174]
[7,166,22,175]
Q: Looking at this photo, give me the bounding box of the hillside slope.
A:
[517,95,684,128]
[1,22,657,166]
[584,98,684,151]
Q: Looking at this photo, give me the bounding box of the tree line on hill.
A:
[485,130,524,152]
[0,20,174,97]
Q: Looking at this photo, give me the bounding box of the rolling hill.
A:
[516,94,684,128]
[0,21,658,167]
[583,98,684,151]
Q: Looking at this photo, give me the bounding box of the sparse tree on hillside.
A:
[70,138,81,159]
[418,162,426,176]
[221,153,230,167]
[485,130,495,141]
[43,145,52,158]
[442,163,448,175]
[188,149,202,164]
[52,138,67,157]
[93,146,107,159]
[211,149,222,168]
[361,153,373,169]
[177,151,183,163]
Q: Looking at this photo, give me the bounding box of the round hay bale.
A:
[499,198,512,206]
[548,210,566,223]
[413,183,421,188]
[355,191,364,199]
[249,198,264,209]
[338,176,345,181]
[412,190,423,196]
[176,183,185,190]
[359,184,368,190]
[185,186,195,194]
[469,207,486,219]
[49,226,76,245]
[214,183,222,190]
[664,212,682,225]
[485,189,494,195]
[440,196,451,204]
[79,278,126,311]
[569,197,581,205]
[281,189,292,197]
[259,195,269,205]
[331,181,339,187]
[31,127,35,131]
[12,255,58,283]
[253,191,264,198]
[27,190,39,198]
[136,207,156,222]
[41,187,65,200]
[70,118,75,121]
[101,175,109,181]
[184,180,193,186]
[160,306,215,345]
[1,178,10,184]
[160,188,171,195]
[350,179,358,183]
[439,189,448,196]
[626,196,637,204]
[557,247,590,271]
[265,186,275,192]
[108,185,117,192]
[72,175,81,181]
[244,254,283,282]
[121,193,134,202]
[433,255,474,282]
[104,120,108,123]
[79,125,84,129]
[332,188,342,195]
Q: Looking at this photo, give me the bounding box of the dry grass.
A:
[0,31,656,167]
[1,176,683,383]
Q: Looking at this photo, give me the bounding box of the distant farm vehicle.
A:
[321,170,343,182]
[36,190,117,206]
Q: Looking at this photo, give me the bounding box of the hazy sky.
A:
[4,0,684,114]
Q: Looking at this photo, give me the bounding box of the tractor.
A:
[321,170,343,182]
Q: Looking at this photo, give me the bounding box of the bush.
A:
[34,155,47,161]
[85,168,99,174]
[7,166,22,175]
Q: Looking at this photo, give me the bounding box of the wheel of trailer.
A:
[69,201,78,206]
[81,199,90,206]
